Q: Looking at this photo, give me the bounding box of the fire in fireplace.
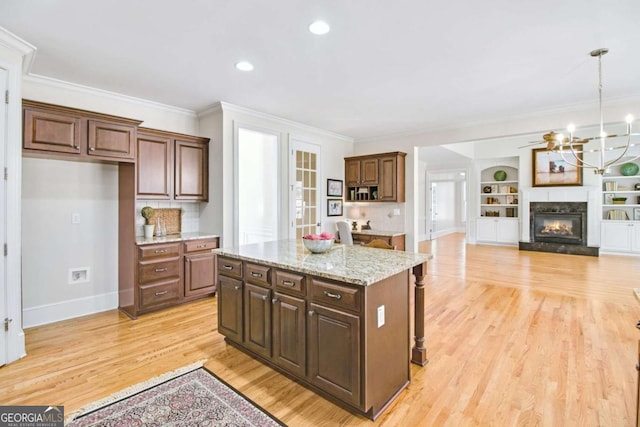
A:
[530,202,587,246]
[540,220,573,236]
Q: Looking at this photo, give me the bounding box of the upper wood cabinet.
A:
[344,152,406,202]
[22,99,140,162]
[136,128,209,201]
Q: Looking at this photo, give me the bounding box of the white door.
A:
[0,68,7,366]
[289,139,321,239]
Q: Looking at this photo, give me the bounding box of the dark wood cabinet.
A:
[272,292,306,377]
[183,238,218,300]
[352,232,406,251]
[217,274,244,343]
[308,302,361,406]
[135,242,182,314]
[136,128,209,201]
[22,100,140,162]
[345,152,405,202]
[216,258,410,420]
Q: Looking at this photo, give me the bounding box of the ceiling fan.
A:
[519,131,589,151]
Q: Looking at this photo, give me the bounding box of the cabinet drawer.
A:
[139,258,180,284]
[138,243,181,260]
[245,263,271,287]
[218,256,243,279]
[139,279,181,309]
[184,238,219,253]
[274,270,306,296]
[311,279,361,313]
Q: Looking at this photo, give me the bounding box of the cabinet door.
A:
[345,159,361,186]
[496,219,519,244]
[217,275,243,343]
[377,156,397,201]
[23,107,82,154]
[601,222,633,252]
[136,132,172,199]
[308,303,361,407]
[87,119,136,161]
[361,158,378,185]
[184,252,216,298]
[175,139,208,201]
[632,224,640,253]
[476,218,498,242]
[273,292,306,377]
[244,283,272,359]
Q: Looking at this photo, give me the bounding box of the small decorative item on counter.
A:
[141,206,155,238]
[361,220,372,230]
[156,217,166,236]
[352,221,358,231]
[302,232,335,253]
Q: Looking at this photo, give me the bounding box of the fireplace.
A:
[519,201,598,256]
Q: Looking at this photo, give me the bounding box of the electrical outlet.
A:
[68,267,90,284]
[377,305,385,328]
[71,213,81,224]
[393,208,401,216]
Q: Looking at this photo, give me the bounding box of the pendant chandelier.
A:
[552,48,638,175]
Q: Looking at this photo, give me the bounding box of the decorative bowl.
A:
[302,238,334,253]
[493,170,507,181]
[620,162,639,176]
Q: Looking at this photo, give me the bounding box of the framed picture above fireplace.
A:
[532,148,583,187]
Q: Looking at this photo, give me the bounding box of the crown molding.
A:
[23,74,198,118]
[0,26,36,73]
[198,101,353,143]
[356,92,640,144]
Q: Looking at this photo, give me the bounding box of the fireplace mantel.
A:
[520,186,601,247]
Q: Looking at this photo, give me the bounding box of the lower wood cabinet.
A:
[351,232,406,251]
[216,256,409,420]
[119,237,219,319]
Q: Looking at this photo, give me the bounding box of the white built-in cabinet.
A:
[600,221,640,253]
[476,162,519,245]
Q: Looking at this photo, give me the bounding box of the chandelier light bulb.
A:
[600,131,607,138]
[567,124,576,133]
[309,20,330,35]
[556,133,564,142]
[626,114,634,124]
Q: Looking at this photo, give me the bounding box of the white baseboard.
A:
[23,292,118,328]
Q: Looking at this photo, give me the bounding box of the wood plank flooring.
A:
[2,233,640,426]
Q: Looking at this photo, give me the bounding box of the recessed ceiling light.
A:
[309,20,330,35]
[235,61,254,71]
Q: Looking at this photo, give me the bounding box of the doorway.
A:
[236,126,280,245]
[427,169,468,240]
[289,138,321,239]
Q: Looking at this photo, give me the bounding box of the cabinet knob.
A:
[234,285,240,291]
[260,295,267,301]
[272,298,278,304]
[74,145,79,150]
[308,310,315,316]
[89,147,95,151]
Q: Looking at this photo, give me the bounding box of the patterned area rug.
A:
[66,363,284,426]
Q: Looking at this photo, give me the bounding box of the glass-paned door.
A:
[290,139,321,239]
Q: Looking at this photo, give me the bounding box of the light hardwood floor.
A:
[2,233,640,426]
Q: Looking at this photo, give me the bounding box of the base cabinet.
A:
[216,256,409,420]
[601,221,640,253]
[476,217,519,245]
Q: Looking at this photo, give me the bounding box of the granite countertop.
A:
[136,231,220,246]
[352,229,405,237]
[214,239,432,286]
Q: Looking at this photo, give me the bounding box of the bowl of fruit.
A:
[302,232,335,253]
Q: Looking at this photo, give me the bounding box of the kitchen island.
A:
[214,240,431,420]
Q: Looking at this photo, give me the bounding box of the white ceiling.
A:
[2,0,640,140]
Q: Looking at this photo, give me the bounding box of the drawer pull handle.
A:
[154,249,167,254]
[323,290,342,300]
[251,272,263,278]
[154,267,168,273]
[223,265,233,270]
[197,244,207,248]
[260,295,267,301]
[234,286,240,291]
[281,280,296,287]
[155,291,168,296]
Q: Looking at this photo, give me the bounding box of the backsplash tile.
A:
[135,201,201,236]
[344,203,405,232]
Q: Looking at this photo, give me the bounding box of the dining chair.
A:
[336,220,353,245]
[364,239,395,250]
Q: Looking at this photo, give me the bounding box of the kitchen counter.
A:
[135,231,220,246]
[214,239,430,286]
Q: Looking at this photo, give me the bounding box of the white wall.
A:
[199,103,353,248]
[21,77,201,327]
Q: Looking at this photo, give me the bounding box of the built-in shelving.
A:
[479,166,519,218]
